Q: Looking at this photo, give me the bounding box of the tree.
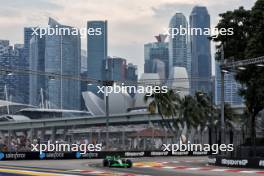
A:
[194,92,213,145]
[213,0,264,155]
[145,90,205,141]
[178,95,202,129]
[217,103,237,144]
[144,89,180,133]
[177,95,206,143]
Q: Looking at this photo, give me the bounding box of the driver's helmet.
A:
[115,155,121,159]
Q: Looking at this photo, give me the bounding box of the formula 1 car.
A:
[103,156,133,168]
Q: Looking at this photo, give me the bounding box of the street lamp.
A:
[238,66,246,70]
[48,76,56,80]
[220,44,225,148]
[7,72,13,76]
[221,69,229,73]
[103,80,114,150]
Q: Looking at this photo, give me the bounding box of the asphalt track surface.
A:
[0,157,264,176]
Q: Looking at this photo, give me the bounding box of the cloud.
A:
[0,0,256,74]
[0,0,62,10]
[151,3,194,19]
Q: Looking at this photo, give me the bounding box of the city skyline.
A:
[0,0,255,75]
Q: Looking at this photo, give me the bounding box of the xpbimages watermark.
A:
[31,25,102,38]
[164,26,234,38]
[162,141,234,154]
[31,25,234,39]
[31,141,102,154]
[96,84,168,96]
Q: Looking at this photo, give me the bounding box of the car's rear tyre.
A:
[126,159,132,168]
[103,159,109,167]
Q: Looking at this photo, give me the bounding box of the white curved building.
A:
[83,73,177,115]
[82,86,134,115]
[108,90,133,114]
[82,91,105,115]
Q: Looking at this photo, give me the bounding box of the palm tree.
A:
[144,89,180,134]
[194,92,214,145]
[178,95,201,128]
[145,90,215,143]
[171,91,216,144]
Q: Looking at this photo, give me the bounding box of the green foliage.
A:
[144,89,179,119]
[213,7,251,60]
[214,103,238,128]
[213,0,264,118]
[144,90,222,130]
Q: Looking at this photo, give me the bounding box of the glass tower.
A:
[45,18,81,110]
[215,61,243,106]
[169,13,188,76]
[29,35,46,106]
[103,57,127,81]
[87,21,107,96]
[0,42,20,102]
[144,34,169,79]
[190,6,212,95]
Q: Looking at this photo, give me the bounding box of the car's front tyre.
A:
[125,159,132,168]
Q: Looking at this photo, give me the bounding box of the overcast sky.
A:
[0,0,255,75]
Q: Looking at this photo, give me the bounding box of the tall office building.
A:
[29,35,46,106]
[45,17,81,110]
[144,34,169,79]
[0,41,20,102]
[24,28,35,61]
[145,59,166,80]
[126,63,138,82]
[168,13,188,76]
[87,20,107,96]
[190,6,212,95]
[21,27,36,104]
[14,44,30,104]
[80,50,88,110]
[0,40,31,104]
[103,57,126,81]
[186,35,192,79]
[81,49,87,73]
[215,61,243,106]
[0,40,9,55]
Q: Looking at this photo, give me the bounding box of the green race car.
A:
[103,156,133,168]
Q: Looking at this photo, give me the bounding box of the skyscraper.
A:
[190,6,212,95]
[81,49,87,73]
[87,21,107,80]
[215,61,243,106]
[14,44,30,104]
[144,34,169,79]
[168,13,188,76]
[0,41,20,102]
[103,57,127,81]
[45,17,81,110]
[87,21,107,96]
[145,59,166,80]
[126,63,138,97]
[24,27,34,62]
[18,27,36,104]
[0,40,9,55]
[29,35,46,106]
[126,63,138,82]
